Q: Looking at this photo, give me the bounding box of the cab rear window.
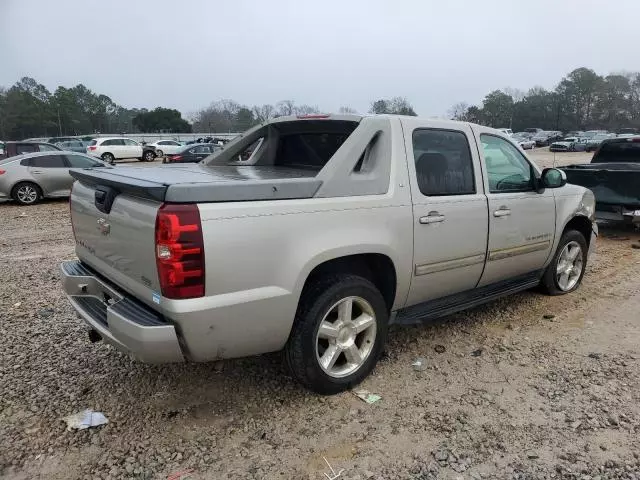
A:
[594,141,640,163]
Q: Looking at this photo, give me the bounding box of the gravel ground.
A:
[1,150,639,480]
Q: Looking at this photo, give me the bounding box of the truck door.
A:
[473,128,556,286]
[401,119,489,306]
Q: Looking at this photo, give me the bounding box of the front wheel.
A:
[285,275,388,394]
[540,230,588,295]
[142,151,155,162]
[156,149,163,158]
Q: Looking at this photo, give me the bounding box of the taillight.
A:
[88,146,97,151]
[169,155,182,161]
[0,169,5,175]
[155,204,205,299]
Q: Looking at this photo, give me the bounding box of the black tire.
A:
[285,274,388,394]
[101,152,115,164]
[11,181,42,205]
[156,149,163,158]
[540,229,588,296]
[142,151,155,162]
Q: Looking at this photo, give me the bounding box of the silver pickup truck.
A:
[61,114,597,394]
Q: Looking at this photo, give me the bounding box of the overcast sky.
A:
[2,0,640,117]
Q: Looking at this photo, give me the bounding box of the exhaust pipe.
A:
[88,329,102,343]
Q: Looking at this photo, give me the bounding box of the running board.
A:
[392,271,542,325]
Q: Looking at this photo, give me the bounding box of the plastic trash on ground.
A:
[62,409,108,431]
[353,389,381,404]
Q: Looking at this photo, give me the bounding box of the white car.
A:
[147,140,183,157]
[512,136,536,150]
[86,137,155,163]
[498,128,513,136]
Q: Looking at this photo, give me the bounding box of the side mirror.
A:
[541,167,567,188]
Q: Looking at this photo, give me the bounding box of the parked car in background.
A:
[86,137,156,163]
[524,128,543,134]
[61,114,597,393]
[617,128,638,136]
[164,143,221,163]
[498,128,513,136]
[55,140,87,153]
[549,137,587,152]
[148,140,183,157]
[585,133,615,152]
[0,141,4,156]
[562,137,640,224]
[0,151,109,205]
[511,133,536,150]
[532,131,553,146]
[0,141,62,160]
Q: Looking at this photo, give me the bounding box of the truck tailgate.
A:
[71,179,162,308]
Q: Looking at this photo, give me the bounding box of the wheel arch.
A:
[563,214,594,248]
[298,252,398,313]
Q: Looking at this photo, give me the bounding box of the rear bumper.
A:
[61,260,184,363]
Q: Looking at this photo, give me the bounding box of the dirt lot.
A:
[1,150,639,480]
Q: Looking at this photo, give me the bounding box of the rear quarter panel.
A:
[169,157,414,361]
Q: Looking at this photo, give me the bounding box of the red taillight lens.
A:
[155,204,205,299]
[0,169,5,175]
[169,155,182,161]
[88,146,97,151]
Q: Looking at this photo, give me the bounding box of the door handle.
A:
[494,207,511,217]
[31,170,44,174]
[419,211,446,224]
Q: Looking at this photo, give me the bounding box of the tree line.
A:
[0,75,421,140]
[449,67,640,132]
[190,96,416,133]
[0,77,192,140]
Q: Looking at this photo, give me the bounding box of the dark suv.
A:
[0,142,62,160]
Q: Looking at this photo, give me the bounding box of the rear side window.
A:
[594,141,640,163]
[29,155,67,168]
[412,129,475,196]
[16,144,37,155]
[123,139,137,146]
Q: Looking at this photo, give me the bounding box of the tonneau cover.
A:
[70,164,322,203]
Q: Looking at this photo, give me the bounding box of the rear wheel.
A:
[12,182,42,205]
[101,152,115,164]
[142,150,155,162]
[285,274,388,394]
[541,230,588,295]
[156,149,163,157]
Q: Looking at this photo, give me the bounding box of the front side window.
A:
[38,144,60,152]
[67,154,101,168]
[30,155,67,168]
[480,134,535,193]
[412,129,475,196]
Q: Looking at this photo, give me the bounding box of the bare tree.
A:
[503,87,526,103]
[277,100,296,116]
[448,102,470,121]
[252,104,275,123]
[294,104,320,115]
[339,106,357,114]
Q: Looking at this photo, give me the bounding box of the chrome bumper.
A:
[61,261,184,363]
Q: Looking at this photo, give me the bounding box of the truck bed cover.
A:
[70,164,322,203]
